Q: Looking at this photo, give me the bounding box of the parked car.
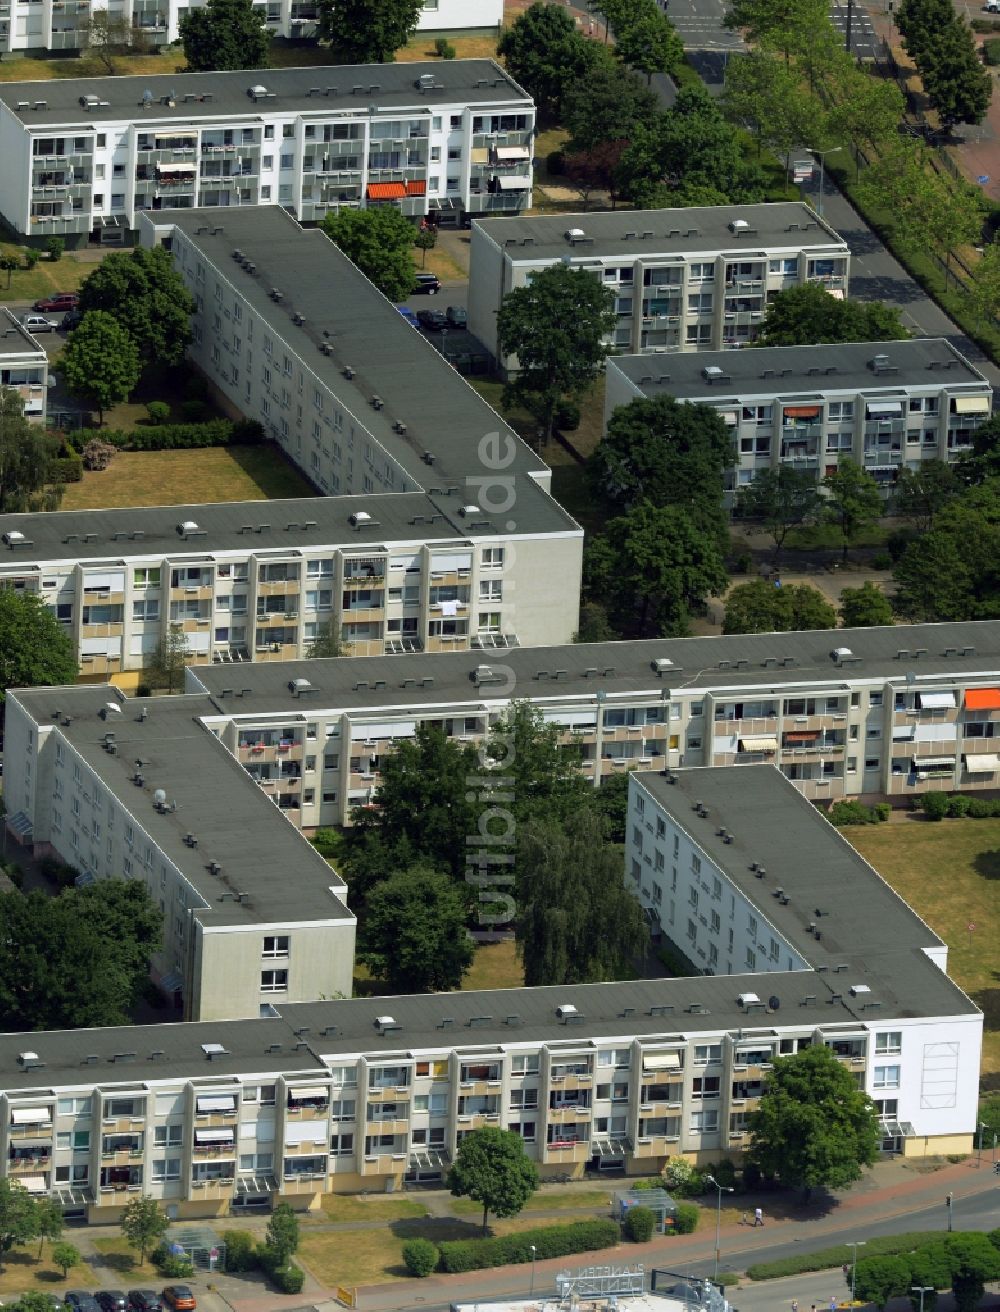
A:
[412,272,441,295]
[396,305,420,327]
[127,1292,163,1312]
[161,1289,196,1312]
[65,1295,101,1312]
[61,309,83,331]
[21,314,58,333]
[32,292,79,313]
[96,1292,129,1312]
[445,305,467,328]
[417,308,448,331]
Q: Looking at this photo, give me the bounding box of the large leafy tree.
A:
[485,702,592,827]
[498,3,612,121]
[944,1234,1000,1312]
[724,50,824,162]
[563,62,658,155]
[892,460,959,531]
[498,263,616,446]
[322,206,417,303]
[318,0,422,62]
[180,0,270,70]
[0,1181,40,1270]
[735,466,821,564]
[515,808,647,987]
[0,590,76,701]
[957,413,1000,484]
[60,312,140,426]
[853,1256,912,1309]
[746,1044,880,1193]
[723,579,837,634]
[81,10,150,73]
[0,388,62,514]
[756,282,907,346]
[839,581,894,628]
[896,0,990,127]
[892,479,1000,621]
[77,246,195,367]
[724,0,830,61]
[361,866,474,992]
[822,458,884,562]
[448,1127,539,1235]
[613,8,683,82]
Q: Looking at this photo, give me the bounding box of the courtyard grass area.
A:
[448,1187,612,1217]
[846,818,1000,1088]
[58,446,316,510]
[0,1246,100,1292]
[0,243,95,301]
[462,937,523,990]
[314,1195,427,1224]
[88,1238,159,1281]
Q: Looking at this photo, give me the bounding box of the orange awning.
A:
[406,179,426,196]
[783,406,821,418]
[965,687,1000,710]
[367,182,405,199]
[785,730,820,742]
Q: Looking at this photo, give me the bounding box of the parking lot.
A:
[397,279,490,374]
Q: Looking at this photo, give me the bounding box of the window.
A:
[481,546,505,569]
[57,1097,91,1117]
[692,1076,720,1099]
[873,1065,900,1089]
[690,1109,719,1133]
[56,1129,90,1151]
[260,969,288,993]
[694,1044,721,1065]
[875,1031,902,1054]
[262,935,289,958]
[154,1124,183,1147]
[512,1053,539,1075]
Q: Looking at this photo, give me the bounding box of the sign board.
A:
[791,159,814,182]
[335,1288,356,1309]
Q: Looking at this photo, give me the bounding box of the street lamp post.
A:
[529,1243,537,1295]
[977,1121,986,1166]
[912,1286,934,1312]
[804,146,843,219]
[945,1191,953,1231]
[704,1174,734,1281]
[849,1240,866,1301]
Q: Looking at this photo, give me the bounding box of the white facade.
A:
[0,309,49,424]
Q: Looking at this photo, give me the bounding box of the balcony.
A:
[542,1138,589,1163]
[257,576,300,595]
[548,1104,592,1124]
[631,1135,680,1157]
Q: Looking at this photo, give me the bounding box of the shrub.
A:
[180,397,209,422]
[705,1159,738,1189]
[747,1231,947,1281]
[51,453,83,484]
[967,797,996,818]
[23,248,40,270]
[151,1247,194,1278]
[434,36,457,57]
[972,16,1000,30]
[920,792,950,821]
[270,1262,305,1294]
[437,1220,619,1273]
[873,802,891,822]
[733,549,753,575]
[40,854,77,888]
[45,236,64,262]
[947,793,972,817]
[223,1230,258,1273]
[553,399,581,431]
[717,1272,740,1288]
[624,1206,656,1243]
[663,1158,696,1193]
[68,418,262,453]
[984,37,1000,62]
[829,800,885,826]
[742,1162,762,1190]
[402,1238,439,1277]
[673,1203,699,1234]
[871,550,893,570]
[82,438,116,470]
[146,400,171,425]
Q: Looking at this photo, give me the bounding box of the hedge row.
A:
[828,800,890,827]
[747,1231,944,1281]
[66,418,264,453]
[921,792,1000,820]
[437,1219,620,1273]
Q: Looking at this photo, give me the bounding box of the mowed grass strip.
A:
[846,818,1000,1086]
[0,1246,100,1292]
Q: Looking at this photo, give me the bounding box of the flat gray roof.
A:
[164,206,552,493]
[10,684,353,930]
[187,621,1000,715]
[0,309,47,359]
[610,339,991,400]
[0,59,529,127]
[474,203,848,261]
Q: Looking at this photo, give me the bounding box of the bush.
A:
[23,248,40,270]
[402,1238,439,1277]
[437,1220,619,1274]
[40,854,77,888]
[623,1206,656,1243]
[51,452,83,484]
[673,1203,699,1234]
[742,1162,762,1190]
[733,549,753,575]
[972,16,1000,29]
[705,1159,738,1190]
[270,1262,305,1294]
[717,1272,741,1288]
[871,550,892,570]
[947,793,972,817]
[984,36,1000,62]
[223,1230,258,1273]
[434,36,457,57]
[747,1231,947,1281]
[180,397,209,422]
[68,418,263,453]
[967,797,997,817]
[663,1157,696,1193]
[146,400,171,425]
[829,800,887,826]
[45,236,64,262]
[874,802,891,822]
[82,438,116,470]
[920,792,950,821]
[553,399,581,431]
[151,1247,194,1278]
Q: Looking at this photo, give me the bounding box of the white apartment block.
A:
[0,764,979,1226]
[467,204,850,370]
[605,340,994,496]
[4,683,356,1022]
[0,309,49,424]
[0,0,501,55]
[182,621,1000,829]
[0,60,533,243]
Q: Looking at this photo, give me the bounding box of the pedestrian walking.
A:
[753,1206,764,1227]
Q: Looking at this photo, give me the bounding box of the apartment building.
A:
[605,340,994,496]
[0,759,979,1224]
[3,683,356,1023]
[0,0,500,55]
[467,204,850,370]
[181,621,1000,828]
[0,60,533,243]
[0,308,49,424]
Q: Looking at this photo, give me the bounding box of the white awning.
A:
[866,401,903,416]
[195,1094,236,1113]
[915,756,955,769]
[19,1175,47,1194]
[495,145,530,160]
[892,724,915,741]
[156,162,196,174]
[288,1085,328,1100]
[83,570,125,590]
[918,691,956,709]
[740,735,777,752]
[429,552,473,572]
[495,174,530,190]
[350,720,417,741]
[827,288,845,300]
[719,410,738,426]
[11,1108,51,1125]
[642,1051,682,1070]
[964,753,1000,772]
[541,709,597,728]
[952,395,990,414]
[194,1128,235,1144]
[284,1121,325,1146]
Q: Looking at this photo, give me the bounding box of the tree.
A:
[735,466,821,563]
[892,460,959,530]
[723,579,837,634]
[59,312,140,425]
[825,61,906,167]
[76,880,163,999]
[180,0,270,70]
[853,1255,912,1309]
[120,1197,168,1265]
[318,0,422,63]
[50,1242,80,1280]
[897,0,990,127]
[0,254,16,291]
[81,9,150,72]
[957,413,1000,484]
[0,590,76,702]
[724,0,830,60]
[574,600,615,643]
[413,225,437,269]
[822,459,884,561]
[563,62,658,155]
[585,503,728,637]
[613,9,683,82]
[497,263,616,446]
[264,1202,299,1266]
[34,1198,62,1259]
[77,246,195,368]
[485,702,592,827]
[497,3,612,121]
[0,387,63,513]
[892,525,978,621]
[10,1294,64,1312]
[515,808,647,986]
[746,1044,880,1192]
[591,770,632,844]
[322,207,417,303]
[756,282,908,346]
[148,622,189,693]
[944,1233,1000,1312]
[361,866,473,992]
[0,1180,40,1270]
[448,1126,539,1235]
[968,237,1000,329]
[839,582,894,628]
[307,620,347,657]
[724,50,824,162]
[46,237,64,263]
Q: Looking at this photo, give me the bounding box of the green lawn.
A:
[0,1246,99,1293]
[462,938,524,990]
[314,1195,427,1224]
[846,818,1000,1089]
[0,244,95,301]
[88,1238,158,1281]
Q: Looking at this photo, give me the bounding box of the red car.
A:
[161,1289,196,1312]
[32,292,79,313]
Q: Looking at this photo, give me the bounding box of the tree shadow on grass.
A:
[971,850,1000,880]
[93,1251,139,1275]
[383,1216,487,1277]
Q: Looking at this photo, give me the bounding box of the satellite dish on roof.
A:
[768,995,781,1011]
